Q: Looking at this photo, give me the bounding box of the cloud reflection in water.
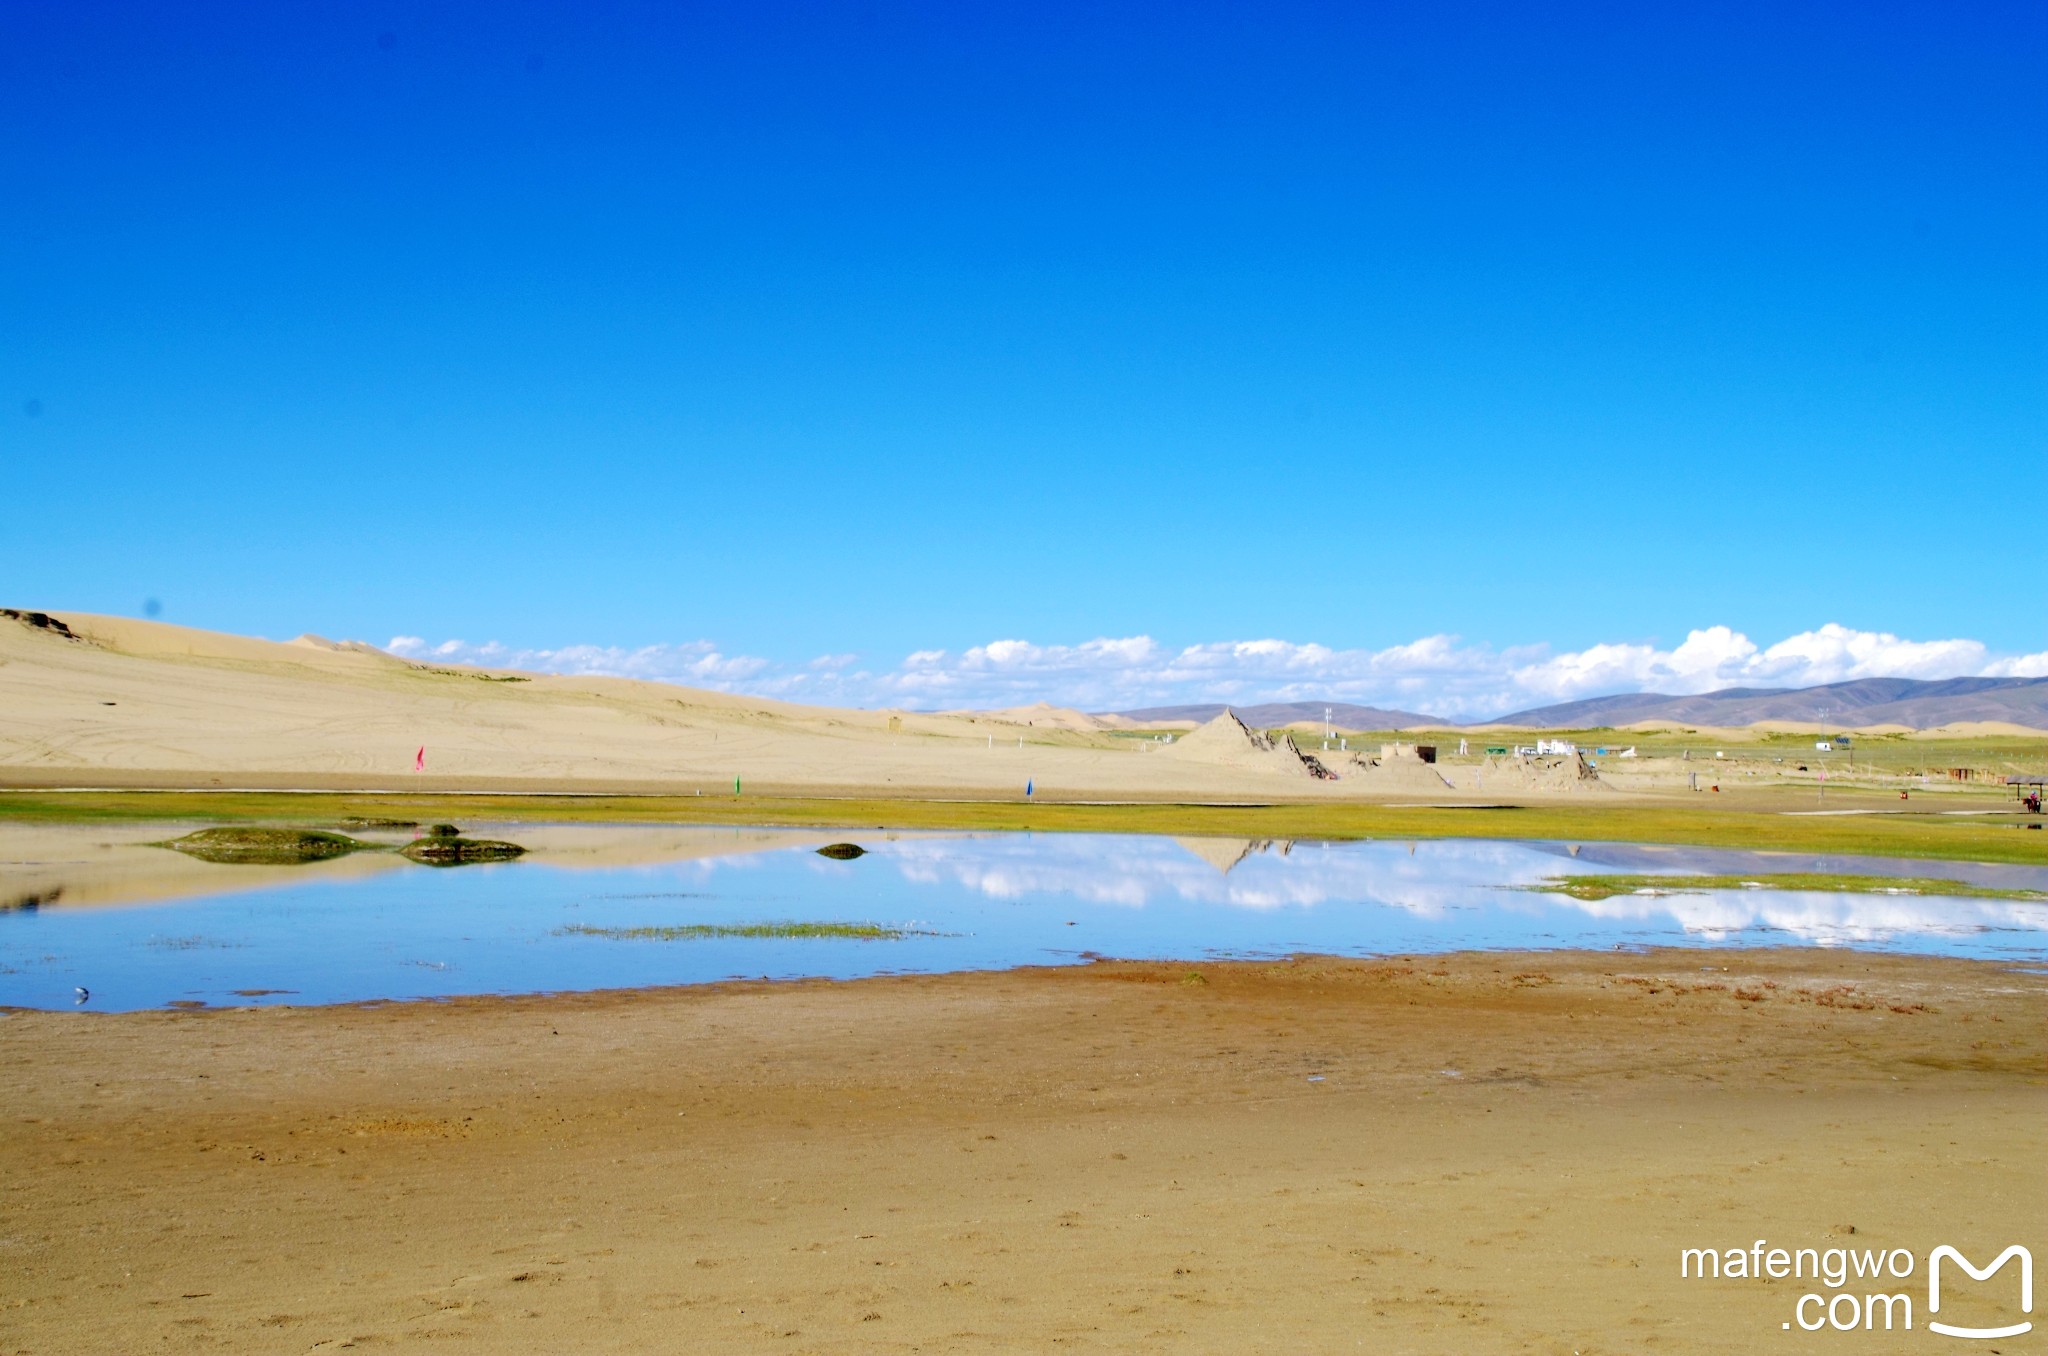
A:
[882,834,2048,948]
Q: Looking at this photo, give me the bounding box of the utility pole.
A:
[1817,705,1829,804]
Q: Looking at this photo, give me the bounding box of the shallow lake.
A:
[3,825,2045,1010]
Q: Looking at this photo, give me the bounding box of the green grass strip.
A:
[3,789,2043,866]
[1526,872,2047,902]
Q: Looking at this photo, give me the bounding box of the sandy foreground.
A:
[2,950,2041,1354]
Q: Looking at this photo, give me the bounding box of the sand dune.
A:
[23,615,1547,799]
[1615,720,1765,739]
[0,613,1111,791]
[1908,720,2048,739]
[25,611,2029,803]
[2,614,1393,800]
[945,701,1113,732]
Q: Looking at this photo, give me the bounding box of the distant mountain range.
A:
[1108,676,2048,731]
[1491,675,2048,729]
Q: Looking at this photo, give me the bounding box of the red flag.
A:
[415,746,425,772]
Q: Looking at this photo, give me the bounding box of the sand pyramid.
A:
[1174,837,1266,873]
[1158,709,1318,777]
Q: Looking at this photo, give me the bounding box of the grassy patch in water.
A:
[398,836,526,865]
[155,824,529,867]
[557,921,918,941]
[159,826,369,864]
[1526,872,2047,902]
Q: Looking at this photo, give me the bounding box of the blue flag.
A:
[1025,779,1033,798]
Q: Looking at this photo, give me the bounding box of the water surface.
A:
[2,827,2043,1011]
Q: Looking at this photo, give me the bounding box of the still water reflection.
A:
[2,827,2043,1010]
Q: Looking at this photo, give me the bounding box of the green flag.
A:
[734,775,741,795]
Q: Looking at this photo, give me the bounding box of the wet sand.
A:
[2,950,2042,1353]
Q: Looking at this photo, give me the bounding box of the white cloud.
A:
[385,636,770,685]
[1748,624,1991,684]
[1986,651,2048,679]
[382,624,2045,720]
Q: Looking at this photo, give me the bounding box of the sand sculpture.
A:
[1158,710,1337,778]
[1345,742,1457,793]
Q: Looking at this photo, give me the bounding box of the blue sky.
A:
[4,2,2043,713]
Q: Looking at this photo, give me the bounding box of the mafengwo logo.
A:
[1930,1246,2034,1341]
[1678,1239,2032,1338]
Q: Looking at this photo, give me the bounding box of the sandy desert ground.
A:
[6,611,2033,807]
[0,610,1367,797]
[1,949,2040,1354]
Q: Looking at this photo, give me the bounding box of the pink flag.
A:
[415,746,425,772]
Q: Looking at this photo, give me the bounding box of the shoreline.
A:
[4,946,2041,1353]
[4,786,2044,866]
[10,929,2048,1016]
[8,945,2048,1013]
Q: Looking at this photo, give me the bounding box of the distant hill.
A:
[1108,701,1442,730]
[1490,675,2048,730]
[1110,677,2048,732]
